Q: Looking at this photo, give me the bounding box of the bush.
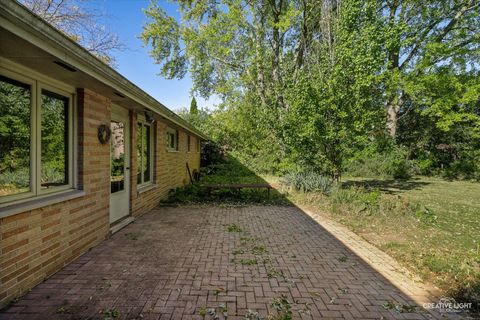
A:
[201,141,225,167]
[166,183,204,203]
[345,146,412,179]
[331,186,380,210]
[442,148,480,181]
[413,157,435,175]
[281,171,332,194]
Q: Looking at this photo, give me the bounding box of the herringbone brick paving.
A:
[0,206,453,319]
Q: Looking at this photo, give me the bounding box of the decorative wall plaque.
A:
[97,124,111,144]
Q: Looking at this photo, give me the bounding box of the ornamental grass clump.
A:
[281,171,332,194]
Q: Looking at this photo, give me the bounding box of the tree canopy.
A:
[142,0,480,180]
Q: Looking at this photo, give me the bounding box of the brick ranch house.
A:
[0,1,205,307]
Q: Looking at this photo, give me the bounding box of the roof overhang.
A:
[0,0,208,140]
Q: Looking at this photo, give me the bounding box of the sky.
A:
[87,0,219,112]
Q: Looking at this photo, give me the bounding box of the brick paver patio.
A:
[1,205,451,319]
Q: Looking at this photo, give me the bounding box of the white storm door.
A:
[110,106,130,223]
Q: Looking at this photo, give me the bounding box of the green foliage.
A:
[189,96,198,115]
[308,177,480,309]
[0,77,31,193]
[165,160,287,205]
[345,145,412,179]
[414,205,438,225]
[103,308,120,319]
[443,148,480,181]
[200,157,266,185]
[271,295,293,320]
[239,259,258,266]
[383,0,480,137]
[244,310,263,320]
[200,141,225,167]
[144,0,480,181]
[382,301,417,313]
[279,0,385,178]
[0,168,29,191]
[281,171,332,194]
[111,154,125,177]
[41,162,68,185]
[227,224,242,232]
[331,186,384,214]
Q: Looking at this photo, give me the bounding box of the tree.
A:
[381,0,480,137]
[282,0,385,180]
[189,97,198,115]
[21,0,124,64]
[143,0,480,179]
[141,0,340,163]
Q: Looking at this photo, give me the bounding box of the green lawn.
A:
[346,177,479,298]
[277,175,480,306]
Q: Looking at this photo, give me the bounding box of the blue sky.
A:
[88,0,219,112]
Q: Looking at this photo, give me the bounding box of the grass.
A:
[285,176,480,308]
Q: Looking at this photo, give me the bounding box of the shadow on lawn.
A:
[342,178,431,195]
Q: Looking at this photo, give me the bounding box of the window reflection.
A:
[41,90,68,189]
[0,76,31,196]
[137,122,152,185]
[111,121,125,193]
[137,123,142,184]
[143,125,151,183]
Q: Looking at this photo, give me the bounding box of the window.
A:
[187,135,191,152]
[111,121,126,193]
[41,90,69,189]
[166,128,178,151]
[0,76,31,198]
[196,138,201,152]
[137,119,153,186]
[0,70,74,205]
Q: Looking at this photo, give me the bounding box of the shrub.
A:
[201,141,225,166]
[331,186,380,209]
[166,183,204,203]
[442,148,480,181]
[345,146,412,179]
[281,171,332,194]
[413,157,435,175]
[329,185,423,218]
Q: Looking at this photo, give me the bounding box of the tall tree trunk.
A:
[385,0,402,138]
[386,103,400,137]
[386,91,405,138]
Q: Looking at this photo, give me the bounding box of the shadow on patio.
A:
[1,203,457,319]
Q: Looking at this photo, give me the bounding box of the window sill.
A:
[137,183,157,194]
[0,189,86,219]
[166,149,179,153]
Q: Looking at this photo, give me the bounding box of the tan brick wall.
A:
[0,89,111,307]
[131,112,201,217]
[0,90,202,308]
